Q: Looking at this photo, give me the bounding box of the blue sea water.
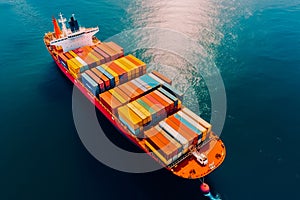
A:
[0,0,300,199]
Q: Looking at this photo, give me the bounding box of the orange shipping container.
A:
[97,43,119,60]
[114,87,130,102]
[85,70,105,92]
[99,91,122,113]
[91,68,110,89]
[165,116,198,146]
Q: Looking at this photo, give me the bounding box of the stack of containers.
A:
[81,73,100,96]
[144,126,182,165]
[58,53,68,69]
[105,42,124,57]
[93,45,110,63]
[158,120,189,154]
[91,67,111,90]
[154,126,183,159]
[101,64,120,86]
[164,115,198,146]
[106,62,128,84]
[95,66,115,89]
[117,105,143,136]
[116,87,179,131]
[95,43,122,61]
[125,54,147,75]
[99,91,123,113]
[181,108,212,142]
[81,70,105,96]
[139,95,166,123]
[173,112,203,144]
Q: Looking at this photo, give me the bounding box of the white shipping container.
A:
[177,111,207,133]
[148,73,165,85]
[182,107,212,133]
[159,121,188,150]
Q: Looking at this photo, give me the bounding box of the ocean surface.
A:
[1,0,300,199]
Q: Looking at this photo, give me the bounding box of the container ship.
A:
[43,13,226,179]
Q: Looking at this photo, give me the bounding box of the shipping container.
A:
[144,140,172,165]
[144,93,167,119]
[176,110,208,142]
[109,88,126,104]
[118,105,143,135]
[99,91,122,113]
[91,68,111,90]
[126,81,145,100]
[151,70,172,85]
[108,62,128,84]
[75,56,89,71]
[85,70,105,93]
[114,60,132,80]
[93,46,111,63]
[118,115,141,136]
[159,121,189,152]
[131,101,152,122]
[114,87,130,102]
[158,87,178,108]
[131,79,147,92]
[155,126,183,155]
[90,49,105,64]
[96,66,115,88]
[105,41,124,55]
[102,64,120,85]
[181,107,212,133]
[97,43,119,60]
[166,116,198,146]
[127,102,150,125]
[173,113,202,139]
[144,128,173,159]
[139,74,161,88]
[58,53,68,68]
[81,73,99,96]
[118,83,139,101]
[136,99,157,120]
[118,57,140,78]
[149,91,172,114]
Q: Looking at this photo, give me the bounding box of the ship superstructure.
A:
[49,13,99,52]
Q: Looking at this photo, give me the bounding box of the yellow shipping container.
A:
[102,64,120,84]
[68,50,78,58]
[114,60,132,80]
[88,52,101,66]
[67,58,81,73]
[109,89,126,104]
[69,69,78,79]
[127,103,149,125]
[144,140,171,165]
[118,106,142,128]
[127,54,146,66]
[131,101,152,121]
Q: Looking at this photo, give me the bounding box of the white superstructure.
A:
[50,13,99,52]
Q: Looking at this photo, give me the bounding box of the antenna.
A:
[58,12,68,36]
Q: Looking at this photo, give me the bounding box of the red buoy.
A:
[200,183,210,193]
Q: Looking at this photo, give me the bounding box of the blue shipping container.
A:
[96,66,115,88]
[81,73,99,96]
[173,113,202,139]
[139,74,160,88]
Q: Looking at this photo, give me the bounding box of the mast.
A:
[58,12,68,36]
